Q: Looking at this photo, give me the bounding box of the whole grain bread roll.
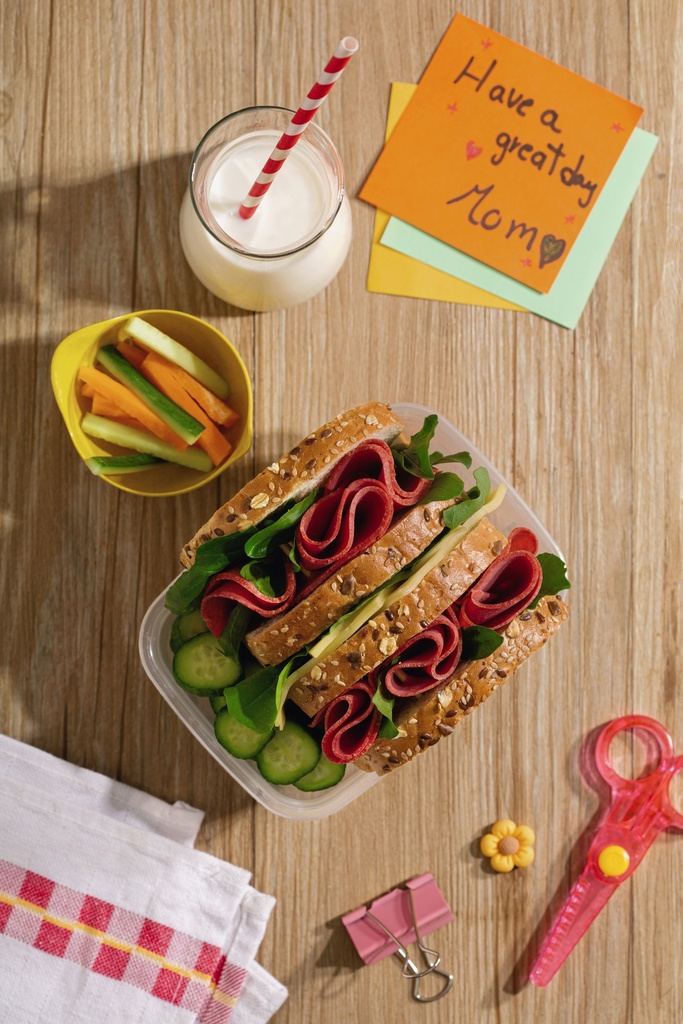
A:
[354,594,569,776]
[244,496,459,666]
[288,517,508,717]
[180,401,403,568]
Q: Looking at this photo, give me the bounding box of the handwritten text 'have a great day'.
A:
[446,57,601,268]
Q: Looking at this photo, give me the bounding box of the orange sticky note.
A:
[360,14,643,293]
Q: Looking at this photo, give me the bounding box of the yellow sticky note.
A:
[367,83,523,310]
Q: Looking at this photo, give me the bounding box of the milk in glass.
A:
[180,107,352,311]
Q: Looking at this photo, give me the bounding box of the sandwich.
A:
[166,402,570,790]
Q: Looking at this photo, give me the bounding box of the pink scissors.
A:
[529,714,683,987]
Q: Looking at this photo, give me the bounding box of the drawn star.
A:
[481,38,493,49]
[447,102,458,113]
[610,123,625,133]
[520,258,532,267]
[565,214,576,224]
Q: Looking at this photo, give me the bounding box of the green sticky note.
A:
[380,127,658,330]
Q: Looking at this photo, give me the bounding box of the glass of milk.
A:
[179,107,353,312]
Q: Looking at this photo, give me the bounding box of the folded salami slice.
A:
[296,479,394,573]
[457,545,542,632]
[504,526,539,555]
[369,607,463,697]
[311,680,381,764]
[322,438,432,507]
[201,556,296,637]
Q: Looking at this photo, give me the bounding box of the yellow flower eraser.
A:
[480,819,535,872]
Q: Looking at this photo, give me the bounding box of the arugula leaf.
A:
[442,467,491,529]
[392,414,439,479]
[528,553,571,609]
[392,415,474,483]
[421,471,464,504]
[243,489,319,560]
[240,558,287,599]
[460,625,504,661]
[431,450,472,470]
[218,603,251,662]
[164,530,255,615]
[287,541,301,572]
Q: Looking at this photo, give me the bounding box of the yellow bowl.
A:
[51,309,253,497]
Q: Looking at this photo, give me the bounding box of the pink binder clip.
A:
[342,873,454,1002]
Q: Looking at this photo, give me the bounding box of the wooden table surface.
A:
[3,1,681,1021]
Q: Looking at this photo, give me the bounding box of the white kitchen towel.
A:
[0,732,205,847]
[0,735,287,1023]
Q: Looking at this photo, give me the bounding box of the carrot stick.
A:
[167,364,240,428]
[90,393,146,431]
[129,343,238,427]
[141,353,232,466]
[80,381,96,399]
[115,340,146,371]
[78,366,188,451]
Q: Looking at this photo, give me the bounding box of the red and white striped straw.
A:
[238,36,359,220]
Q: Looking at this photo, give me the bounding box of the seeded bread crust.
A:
[354,594,569,776]
[288,517,507,718]
[244,497,459,666]
[180,402,404,568]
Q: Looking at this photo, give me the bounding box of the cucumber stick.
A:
[82,413,212,472]
[86,454,163,475]
[119,317,230,399]
[97,345,204,444]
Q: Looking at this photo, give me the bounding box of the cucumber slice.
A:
[120,317,230,398]
[209,693,227,714]
[294,754,346,792]
[256,721,321,786]
[173,633,242,695]
[82,413,212,472]
[170,608,209,653]
[97,345,205,444]
[214,708,274,759]
[85,454,164,475]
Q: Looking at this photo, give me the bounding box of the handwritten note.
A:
[360,14,643,292]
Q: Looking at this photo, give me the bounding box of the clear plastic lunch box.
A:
[139,403,566,820]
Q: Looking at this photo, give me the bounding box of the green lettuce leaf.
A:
[218,603,252,663]
[164,530,256,615]
[239,557,288,599]
[528,553,571,609]
[165,490,318,615]
[225,652,310,734]
[243,489,319,560]
[442,467,491,529]
[460,625,504,661]
[372,680,399,739]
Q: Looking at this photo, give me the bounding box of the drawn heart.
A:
[465,140,482,160]
[539,234,566,269]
